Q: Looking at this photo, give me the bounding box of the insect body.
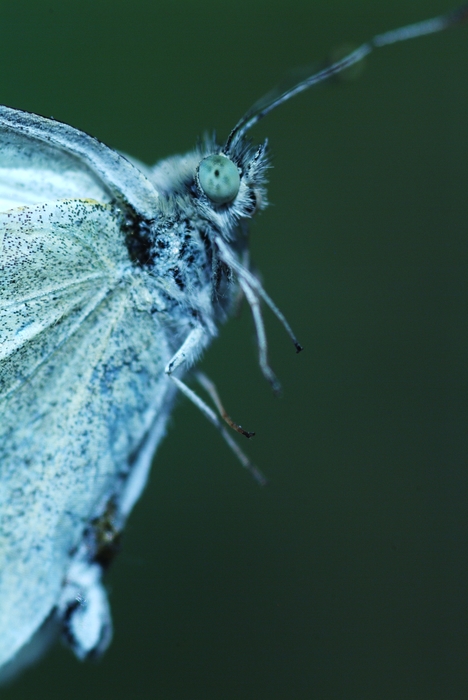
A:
[0,108,271,676]
[0,4,466,681]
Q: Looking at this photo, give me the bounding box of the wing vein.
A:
[0,272,108,309]
[1,283,119,402]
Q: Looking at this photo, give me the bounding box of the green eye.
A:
[198,154,240,204]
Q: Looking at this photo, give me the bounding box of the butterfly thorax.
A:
[126,138,270,349]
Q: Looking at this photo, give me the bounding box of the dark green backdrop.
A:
[1,1,468,698]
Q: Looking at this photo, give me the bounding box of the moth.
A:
[0,5,466,682]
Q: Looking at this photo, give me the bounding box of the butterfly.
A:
[0,4,466,682]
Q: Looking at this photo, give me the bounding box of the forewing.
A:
[0,106,159,216]
[0,200,173,667]
[0,200,128,399]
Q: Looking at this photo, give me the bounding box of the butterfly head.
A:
[193,133,269,240]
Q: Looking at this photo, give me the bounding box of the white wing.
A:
[0,200,173,667]
[0,106,159,216]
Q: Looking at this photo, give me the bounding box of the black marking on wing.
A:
[124,212,154,267]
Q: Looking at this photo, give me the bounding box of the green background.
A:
[2,1,468,698]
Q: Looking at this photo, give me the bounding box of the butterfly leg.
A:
[238,277,281,395]
[194,370,255,439]
[164,326,223,430]
[215,236,302,395]
[165,328,267,484]
[165,326,250,436]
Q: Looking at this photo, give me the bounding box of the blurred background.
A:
[1,1,468,698]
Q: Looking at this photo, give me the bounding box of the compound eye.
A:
[198,154,240,204]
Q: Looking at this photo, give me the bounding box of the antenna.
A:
[225,4,468,151]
